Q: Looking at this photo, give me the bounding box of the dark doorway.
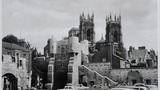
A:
[2,73,18,90]
[127,70,143,85]
[146,79,151,85]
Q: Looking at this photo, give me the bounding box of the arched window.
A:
[87,29,90,40]
[114,31,118,42]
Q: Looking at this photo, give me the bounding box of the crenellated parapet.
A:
[106,13,121,24]
[80,12,94,22]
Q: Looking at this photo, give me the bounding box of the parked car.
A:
[132,86,149,90]
[115,86,149,90]
[66,83,72,86]
[99,84,104,88]
[75,84,89,89]
[145,85,158,90]
[58,86,78,90]
[25,87,37,90]
[110,87,135,90]
[92,85,99,88]
[134,83,146,86]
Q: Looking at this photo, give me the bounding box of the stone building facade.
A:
[2,42,32,90]
[44,37,69,90]
[128,46,157,68]
[45,13,158,90]
[109,68,158,85]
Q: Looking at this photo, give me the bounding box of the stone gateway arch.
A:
[2,73,18,90]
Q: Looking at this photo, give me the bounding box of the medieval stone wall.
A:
[2,55,30,88]
[85,62,157,85]
[109,68,158,85]
[86,62,111,76]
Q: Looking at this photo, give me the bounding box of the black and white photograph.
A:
[1,0,158,90]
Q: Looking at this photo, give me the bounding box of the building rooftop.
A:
[2,42,31,52]
[97,35,105,43]
[70,27,79,31]
[130,49,150,60]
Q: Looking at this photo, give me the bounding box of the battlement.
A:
[106,14,121,24]
[80,12,94,22]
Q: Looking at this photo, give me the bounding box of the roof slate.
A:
[2,42,31,52]
[130,49,147,60]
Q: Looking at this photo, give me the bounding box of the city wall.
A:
[85,63,157,85]
[109,68,158,84]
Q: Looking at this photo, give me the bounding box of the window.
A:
[12,57,15,62]
[17,60,19,68]
[77,33,79,37]
[23,54,26,58]
[16,53,19,59]
[131,60,136,64]
[87,29,91,40]
[68,66,73,72]
[20,60,22,67]
[17,53,19,56]
[61,47,64,53]
[113,31,118,42]
[146,79,151,85]
[7,52,11,55]
[139,58,141,62]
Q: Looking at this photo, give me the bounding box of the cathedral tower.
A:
[106,14,123,52]
[79,13,95,52]
[105,14,125,68]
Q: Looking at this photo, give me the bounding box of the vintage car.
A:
[110,87,135,90]
[58,86,78,90]
[25,87,37,90]
[115,86,149,90]
[74,84,89,89]
[134,83,146,86]
[145,85,158,90]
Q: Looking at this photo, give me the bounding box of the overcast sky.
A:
[2,0,157,53]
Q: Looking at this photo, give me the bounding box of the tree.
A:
[2,34,18,44]
[31,56,49,88]
[25,42,31,49]
[32,48,38,60]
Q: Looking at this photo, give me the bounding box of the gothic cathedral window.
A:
[87,29,90,41]
[114,31,118,42]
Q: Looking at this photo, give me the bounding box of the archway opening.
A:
[127,71,143,85]
[2,73,18,90]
